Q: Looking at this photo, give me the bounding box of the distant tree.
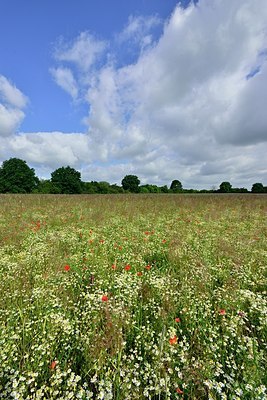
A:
[170,180,183,192]
[51,166,82,194]
[148,185,161,193]
[121,175,140,193]
[109,184,124,194]
[251,183,264,193]
[219,181,232,193]
[140,184,161,193]
[160,185,169,193]
[231,187,249,193]
[0,158,39,193]
[139,186,150,193]
[36,179,61,194]
[97,181,111,194]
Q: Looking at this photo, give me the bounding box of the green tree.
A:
[170,180,183,192]
[160,185,169,193]
[121,175,140,193]
[51,166,82,194]
[219,181,232,193]
[0,158,39,193]
[109,184,124,194]
[97,181,111,194]
[251,183,264,193]
[140,184,161,193]
[81,181,98,194]
[139,186,150,193]
[35,179,61,194]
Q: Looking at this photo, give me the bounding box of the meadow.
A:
[0,194,266,400]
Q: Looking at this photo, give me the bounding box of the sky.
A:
[0,0,266,189]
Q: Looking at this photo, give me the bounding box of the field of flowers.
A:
[0,194,266,400]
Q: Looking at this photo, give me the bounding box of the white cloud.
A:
[2,132,92,168]
[0,104,25,137]
[54,31,106,71]
[79,0,267,187]
[50,67,78,99]
[0,75,27,137]
[117,14,162,51]
[0,75,27,108]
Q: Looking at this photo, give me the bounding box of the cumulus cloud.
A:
[0,75,27,137]
[117,14,162,51]
[0,105,25,137]
[50,67,78,99]
[2,132,92,168]
[0,75,27,108]
[79,0,267,187]
[54,31,107,71]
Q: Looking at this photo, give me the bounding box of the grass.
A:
[0,194,266,399]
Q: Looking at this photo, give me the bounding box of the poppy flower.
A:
[49,360,57,370]
[219,309,226,315]
[169,335,178,345]
[145,265,151,270]
[124,265,131,271]
[111,264,116,270]
[176,387,183,394]
[64,265,70,272]
[175,317,181,323]
[137,272,143,276]
[101,295,108,302]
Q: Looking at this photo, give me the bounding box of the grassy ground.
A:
[0,194,266,400]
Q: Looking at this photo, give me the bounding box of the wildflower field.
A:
[0,194,266,400]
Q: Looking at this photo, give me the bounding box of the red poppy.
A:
[124,265,131,271]
[176,387,183,394]
[169,336,178,346]
[137,272,143,276]
[219,309,226,315]
[102,295,108,302]
[175,317,181,323]
[64,265,70,271]
[169,335,178,345]
[145,265,151,270]
[162,239,167,243]
[111,264,116,270]
[49,360,57,370]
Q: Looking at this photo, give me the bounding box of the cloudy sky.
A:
[0,0,266,189]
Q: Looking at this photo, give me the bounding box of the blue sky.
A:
[0,0,266,188]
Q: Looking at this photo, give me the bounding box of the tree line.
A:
[0,158,266,194]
